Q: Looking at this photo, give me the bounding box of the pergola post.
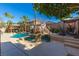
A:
[63,21,66,35]
[64,22,67,34]
[76,20,79,35]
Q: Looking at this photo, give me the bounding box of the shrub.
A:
[54,29,60,33]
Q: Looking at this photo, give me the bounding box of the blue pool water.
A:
[11,33,30,38]
[11,33,35,41]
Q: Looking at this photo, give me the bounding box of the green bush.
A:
[47,26,61,33]
[54,29,60,33]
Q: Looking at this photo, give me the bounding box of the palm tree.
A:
[21,16,29,32]
[33,4,42,34]
[33,6,37,33]
[4,12,14,25]
[0,20,3,28]
[4,12,14,33]
[17,21,23,32]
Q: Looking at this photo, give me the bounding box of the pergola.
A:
[63,17,79,35]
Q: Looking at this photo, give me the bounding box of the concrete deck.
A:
[1,33,79,56]
[1,42,27,56]
[1,33,28,56]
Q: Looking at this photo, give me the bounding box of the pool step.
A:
[50,33,79,49]
[52,36,79,49]
[64,42,79,49]
[64,39,79,49]
[64,39,79,44]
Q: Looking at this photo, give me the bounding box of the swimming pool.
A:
[11,32,30,38]
[11,32,35,41]
[11,33,50,42]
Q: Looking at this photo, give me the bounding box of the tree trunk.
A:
[25,22,26,32]
[34,10,37,34]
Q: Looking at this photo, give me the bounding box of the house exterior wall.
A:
[5,24,20,33]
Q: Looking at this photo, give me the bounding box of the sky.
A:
[0,3,78,23]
